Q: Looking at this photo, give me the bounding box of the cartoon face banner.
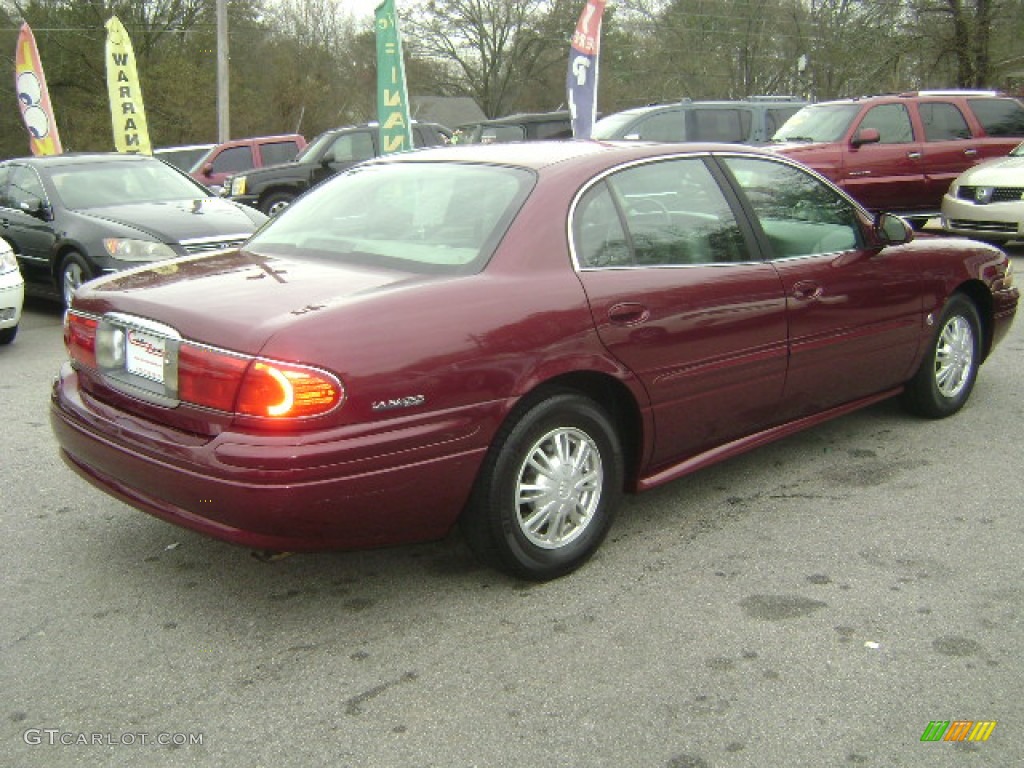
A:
[566,0,607,140]
[105,16,152,155]
[15,22,63,156]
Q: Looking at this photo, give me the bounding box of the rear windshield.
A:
[772,104,861,143]
[967,98,1024,137]
[246,161,535,274]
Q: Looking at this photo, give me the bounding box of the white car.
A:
[0,238,24,345]
[941,141,1024,243]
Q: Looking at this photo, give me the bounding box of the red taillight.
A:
[178,343,342,418]
[236,361,342,418]
[65,312,98,369]
[177,343,250,412]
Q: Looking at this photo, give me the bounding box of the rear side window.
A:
[210,145,255,174]
[260,141,300,165]
[967,98,1024,137]
[533,121,572,140]
[690,109,751,143]
[919,102,971,140]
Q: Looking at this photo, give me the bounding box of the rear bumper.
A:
[51,363,491,552]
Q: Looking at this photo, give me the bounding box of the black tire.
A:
[461,393,624,580]
[260,191,295,216]
[0,323,17,345]
[59,251,93,309]
[902,294,981,418]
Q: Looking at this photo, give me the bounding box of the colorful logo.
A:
[920,720,997,742]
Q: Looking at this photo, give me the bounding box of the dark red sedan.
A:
[51,142,1018,580]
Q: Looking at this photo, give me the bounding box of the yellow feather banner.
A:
[105,16,152,155]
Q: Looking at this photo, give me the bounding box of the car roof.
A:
[614,98,806,116]
[807,90,1015,108]
[462,111,572,128]
[4,152,163,167]
[369,138,779,172]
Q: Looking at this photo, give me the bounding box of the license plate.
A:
[125,328,166,383]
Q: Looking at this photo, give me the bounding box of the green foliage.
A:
[0,0,1020,161]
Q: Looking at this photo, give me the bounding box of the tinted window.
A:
[968,97,1024,137]
[723,157,860,258]
[631,111,684,141]
[690,109,751,143]
[578,158,747,267]
[919,102,971,140]
[211,145,255,174]
[7,165,46,209]
[260,141,301,165]
[327,131,375,162]
[859,104,913,143]
[533,121,572,140]
[248,162,534,274]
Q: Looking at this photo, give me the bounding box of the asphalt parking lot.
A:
[3,250,1022,767]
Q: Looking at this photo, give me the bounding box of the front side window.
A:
[631,111,684,142]
[7,165,46,209]
[722,156,861,258]
[211,145,255,174]
[327,132,375,163]
[919,102,971,141]
[248,161,534,274]
[858,104,914,143]
[575,157,747,268]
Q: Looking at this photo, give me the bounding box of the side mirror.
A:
[201,162,214,175]
[851,127,880,147]
[19,197,51,220]
[876,212,912,245]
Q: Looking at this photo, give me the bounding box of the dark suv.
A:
[771,91,1024,223]
[455,111,573,144]
[591,97,807,145]
[224,122,452,215]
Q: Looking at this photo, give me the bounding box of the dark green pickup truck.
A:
[223,121,451,215]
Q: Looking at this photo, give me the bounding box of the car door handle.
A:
[791,281,823,301]
[608,302,650,326]
[906,151,922,160]
[964,148,978,157]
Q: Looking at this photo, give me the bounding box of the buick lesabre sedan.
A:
[51,142,1018,580]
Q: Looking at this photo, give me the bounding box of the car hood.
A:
[77,249,447,356]
[954,155,1024,186]
[76,198,261,242]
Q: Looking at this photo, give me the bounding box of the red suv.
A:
[771,91,1024,224]
[189,134,307,193]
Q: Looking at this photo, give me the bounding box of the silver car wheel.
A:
[934,314,974,399]
[62,260,86,307]
[515,426,603,550]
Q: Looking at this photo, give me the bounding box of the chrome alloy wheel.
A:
[515,426,603,550]
[63,261,86,307]
[934,314,975,399]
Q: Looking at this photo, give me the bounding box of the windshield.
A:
[247,161,535,274]
[591,111,647,140]
[51,160,210,209]
[772,104,861,143]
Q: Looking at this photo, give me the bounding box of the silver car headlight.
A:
[0,240,17,274]
[102,238,178,262]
